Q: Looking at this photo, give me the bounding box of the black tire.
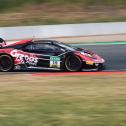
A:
[97,64,106,71]
[0,55,14,72]
[65,55,82,72]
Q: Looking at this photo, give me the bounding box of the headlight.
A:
[80,52,92,57]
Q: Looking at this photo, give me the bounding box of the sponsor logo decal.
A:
[10,50,38,66]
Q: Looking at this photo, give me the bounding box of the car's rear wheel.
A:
[65,56,82,72]
[0,55,14,72]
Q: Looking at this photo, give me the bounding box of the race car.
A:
[0,38,105,72]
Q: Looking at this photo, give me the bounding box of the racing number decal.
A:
[50,56,60,68]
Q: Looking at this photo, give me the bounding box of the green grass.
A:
[0,74,126,126]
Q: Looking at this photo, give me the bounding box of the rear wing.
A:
[0,38,6,48]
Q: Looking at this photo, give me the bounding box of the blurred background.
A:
[0,0,126,26]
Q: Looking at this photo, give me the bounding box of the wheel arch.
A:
[63,53,82,72]
[0,53,14,60]
[0,53,14,72]
[0,53,14,65]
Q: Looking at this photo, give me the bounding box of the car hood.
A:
[75,48,105,63]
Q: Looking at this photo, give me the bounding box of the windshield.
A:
[56,42,76,51]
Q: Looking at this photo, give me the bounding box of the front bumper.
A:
[82,61,105,71]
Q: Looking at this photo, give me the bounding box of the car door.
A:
[22,42,65,68]
[32,43,66,68]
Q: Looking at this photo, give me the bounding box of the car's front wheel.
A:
[65,55,82,72]
[0,55,14,72]
[97,63,105,71]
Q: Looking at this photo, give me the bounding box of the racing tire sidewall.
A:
[97,64,105,71]
[65,55,82,72]
[0,55,14,72]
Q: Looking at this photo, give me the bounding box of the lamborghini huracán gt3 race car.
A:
[0,38,105,72]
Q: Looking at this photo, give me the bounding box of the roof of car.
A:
[5,39,61,48]
[33,40,59,44]
[7,39,32,46]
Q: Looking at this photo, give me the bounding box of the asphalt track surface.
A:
[0,44,126,75]
[79,44,126,71]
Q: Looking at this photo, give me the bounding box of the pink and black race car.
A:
[0,38,105,72]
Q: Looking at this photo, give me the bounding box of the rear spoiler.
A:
[0,38,6,48]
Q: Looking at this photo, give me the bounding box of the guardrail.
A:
[1,22,126,40]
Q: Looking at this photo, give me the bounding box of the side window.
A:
[22,43,65,55]
[33,43,65,55]
[34,44,53,52]
[22,44,33,52]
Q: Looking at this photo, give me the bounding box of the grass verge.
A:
[0,74,126,126]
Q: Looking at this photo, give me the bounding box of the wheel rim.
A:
[65,56,81,71]
[0,56,13,71]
